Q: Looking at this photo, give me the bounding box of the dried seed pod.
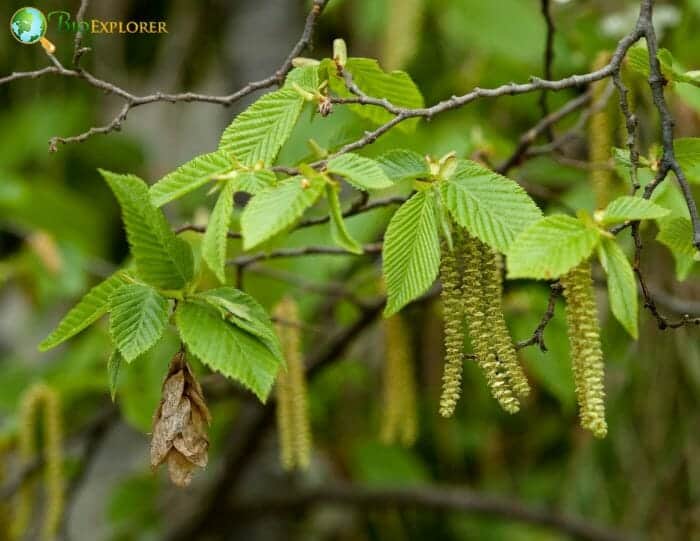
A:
[464,236,519,414]
[438,231,466,417]
[482,248,530,398]
[274,297,312,470]
[561,262,607,438]
[11,383,64,541]
[151,351,211,487]
[590,51,614,209]
[380,313,418,446]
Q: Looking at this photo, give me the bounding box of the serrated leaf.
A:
[383,191,440,316]
[628,44,700,88]
[597,238,638,339]
[284,65,319,93]
[657,217,697,280]
[440,160,542,252]
[149,150,234,207]
[235,170,276,195]
[109,283,169,362]
[506,215,601,280]
[202,180,235,283]
[175,300,282,401]
[219,88,304,167]
[673,138,700,183]
[326,184,362,254]
[39,272,130,351]
[327,57,424,132]
[600,196,669,225]
[107,349,123,401]
[100,171,194,290]
[377,149,430,182]
[195,287,283,361]
[326,153,393,191]
[241,174,326,250]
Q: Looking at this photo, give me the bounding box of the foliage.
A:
[3,0,700,539]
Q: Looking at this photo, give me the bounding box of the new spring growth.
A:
[274,297,312,470]
[561,262,607,438]
[439,229,466,418]
[333,38,348,68]
[12,383,64,541]
[468,237,520,414]
[483,250,530,398]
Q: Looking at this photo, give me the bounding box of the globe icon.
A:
[10,7,47,45]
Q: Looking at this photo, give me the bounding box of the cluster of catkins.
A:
[439,229,530,417]
[439,228,608,437]
[11,383,64,541]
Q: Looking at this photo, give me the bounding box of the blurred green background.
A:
[1,0,700,539]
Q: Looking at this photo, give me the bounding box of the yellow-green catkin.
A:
[11,383,64,541]
[482,249,530,398]
[438,232,466,417]
[590,51,614,210]
[561,262,608,438]
[380,314,418,446]
[464,236,520,414]
[274,297,312,470]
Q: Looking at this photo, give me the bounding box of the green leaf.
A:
[284,65,319,93]
[39,272,130,351]
[109,283,169,363]
[628,44,700,88]
[383,191,440,316]
[376,149,430,183]
[219,88,304,167]
[176,300,282,401]
[195,287,283,361]
[100,171,194,290]
[241,173,326,250]
[673,138,700,183]
[597,238,638,339]
[440,160,542,252]
[326,184,362,254]
[235,170,277,195]
[326,153,393,191]
[202,180,235,283]
[657,217,698,280]
[327,58,424,132]
[107,349,123,402]
[506,215,601,280]
[600,196,669,225]
[149,150,234,207]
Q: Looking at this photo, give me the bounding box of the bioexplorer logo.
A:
[10,6,167,52]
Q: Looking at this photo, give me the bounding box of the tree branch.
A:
[227,483,635,541]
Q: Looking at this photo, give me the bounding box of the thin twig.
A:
[538,0,557,140]
[228,243,383,268]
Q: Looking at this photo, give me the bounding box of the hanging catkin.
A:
[380,313,418,446]
[561,262,607,438]
[590,51,614,210]
[438,230,466,417]
[274,297,312,470]
[465,236,520,414]
[11,383,63,541]
[481,248,530,398]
